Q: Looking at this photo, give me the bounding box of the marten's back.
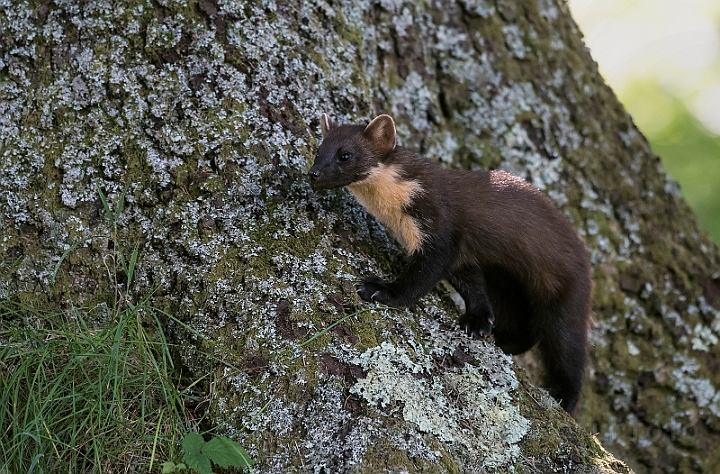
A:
[392,152,589,299]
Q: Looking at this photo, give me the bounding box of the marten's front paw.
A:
[356,276,392,304]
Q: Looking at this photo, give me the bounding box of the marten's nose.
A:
[308,170,320,181]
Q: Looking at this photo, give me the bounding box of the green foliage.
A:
[96,181,128,232]
[175,433,254,474]
[202,435,254,468]
[622,80,720,244]
[0,184,261,473]
[162,460,188,473]
[0,300,197,473]
[182,433,213,474]
[0,187,201,473]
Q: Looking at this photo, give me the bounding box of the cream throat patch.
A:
[346,164,425,254]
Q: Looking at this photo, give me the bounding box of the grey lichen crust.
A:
[349,338,529,470]
[1,0,718,472]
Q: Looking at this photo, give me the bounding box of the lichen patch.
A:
[350,340,530,470]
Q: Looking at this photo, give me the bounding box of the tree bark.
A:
[1,0,719,472]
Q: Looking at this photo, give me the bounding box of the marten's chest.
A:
[346,164,425,254]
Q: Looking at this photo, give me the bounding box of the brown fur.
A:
[309,114,592,413]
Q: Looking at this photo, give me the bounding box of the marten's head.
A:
[309,114,397,189]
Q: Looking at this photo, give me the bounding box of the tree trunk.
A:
[1,0,719,472]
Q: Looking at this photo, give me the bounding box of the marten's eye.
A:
[339,152,352,161]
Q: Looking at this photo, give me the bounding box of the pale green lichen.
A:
[348,337,530,470]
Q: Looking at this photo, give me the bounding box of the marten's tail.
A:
[536,279,592,413]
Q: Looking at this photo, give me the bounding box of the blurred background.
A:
[567,0,720,245]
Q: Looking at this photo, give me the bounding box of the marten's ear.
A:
[363,114,396,154]
[320,113,333,138]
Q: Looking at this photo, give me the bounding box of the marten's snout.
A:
[308,165,328,189]
[308,167,323,187]
[308,164,341,189]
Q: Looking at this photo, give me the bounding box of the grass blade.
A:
[51,241,80,286]
[114,185,128,223]
[126,243,139,288]
[95,182,113,223]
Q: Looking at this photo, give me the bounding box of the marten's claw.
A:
[458,314,494,338]
[356,276,390,303]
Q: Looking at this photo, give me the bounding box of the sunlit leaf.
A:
[203,436,254,467]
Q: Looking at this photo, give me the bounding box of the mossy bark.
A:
[2,0,718,472]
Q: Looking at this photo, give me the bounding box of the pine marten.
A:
[308,113,592,413]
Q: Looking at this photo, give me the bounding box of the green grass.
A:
[0,184,206,473]
[0,299,200,473]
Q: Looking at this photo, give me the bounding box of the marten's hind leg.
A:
[449,267,495,337]
[483,270,537,354]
